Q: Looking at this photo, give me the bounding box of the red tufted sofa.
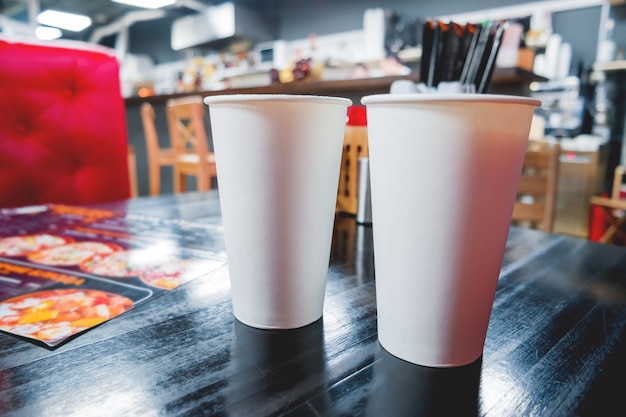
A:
[0,37,131,208]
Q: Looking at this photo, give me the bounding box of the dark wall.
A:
[129,16,187,64]
[552,7,602,68]
[275,0,604,70]
[127,0,621,70]
[612,4,626,58]
[275,0,538,39]
[127,0,280,64]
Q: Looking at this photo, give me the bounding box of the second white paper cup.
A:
[362,93,540,367]
[205,94,351,329]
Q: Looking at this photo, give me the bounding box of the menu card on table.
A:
[0,204,225,348]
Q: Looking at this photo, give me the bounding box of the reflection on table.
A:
[1,191,625,416]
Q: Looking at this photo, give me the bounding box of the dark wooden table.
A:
[1,191,626,416]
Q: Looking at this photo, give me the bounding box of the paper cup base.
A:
[234,315,324,331]
[378,337,483,368]
[233,312,323,330]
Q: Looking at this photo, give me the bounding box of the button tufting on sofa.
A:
[0,37,133,208]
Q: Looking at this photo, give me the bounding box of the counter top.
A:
[125,67,546,104]
[593,59,626,72]
[125,75,417,105]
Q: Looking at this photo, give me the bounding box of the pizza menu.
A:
[0,204,226,348]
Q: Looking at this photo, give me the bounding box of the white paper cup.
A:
[204,94,351,329]
[362,94,541,367]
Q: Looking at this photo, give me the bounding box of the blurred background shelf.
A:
[593,60,626,72]
[126,75,417,105]
[125,67,547,105]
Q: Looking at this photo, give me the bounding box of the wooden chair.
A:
[336,106,368,215]
[511,141,561,232]
[589,166,626,244]
[127,145,139,198]
[140,102,177,196]
[166,96,217,193]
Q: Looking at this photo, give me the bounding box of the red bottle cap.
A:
[347,105,367,126]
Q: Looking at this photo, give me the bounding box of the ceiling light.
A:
[112,0,177,9]
[37,10,92,32]
[35,26,63,40]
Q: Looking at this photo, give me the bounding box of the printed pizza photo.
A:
[0,289,134,344]
[27,242,121,266]
[0,234,73,257]
[140,259,212,290]
[79,250,160,278]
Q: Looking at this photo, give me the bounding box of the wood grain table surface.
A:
[1,191,625,416]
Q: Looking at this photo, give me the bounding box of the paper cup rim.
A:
[204,94,352,106]
[361,93,541,107]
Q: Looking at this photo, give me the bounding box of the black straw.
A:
[419,19,508,93]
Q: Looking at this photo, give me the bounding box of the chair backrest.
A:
[337,106,368,215]
[512,141,561,232]
[611,165,625,200]
[166,96,211,164]
[141,102,162,164]
[588,165,626,244]
[0,37,131,208]
[141,101,175,196]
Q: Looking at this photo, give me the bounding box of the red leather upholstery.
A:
[0,38,131,208]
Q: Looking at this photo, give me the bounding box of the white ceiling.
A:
[0,0,213,41]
